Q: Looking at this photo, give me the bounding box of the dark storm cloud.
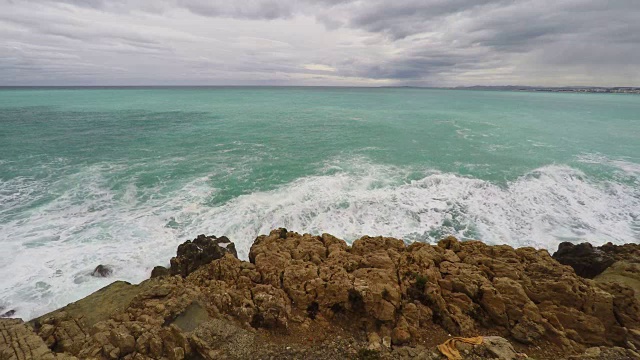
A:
[0,0,639,86]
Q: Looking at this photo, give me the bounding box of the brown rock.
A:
[482,336,520,359]
[151,265,170,278]
[596,261,640,302]
[564,346,640,359]
[169,346,185,360]
[109,328,135,355]
[30,281,145,328]
[392,325,411,345]
[8,230,640,360]
[149,335,163,358]
[250,284,291,329]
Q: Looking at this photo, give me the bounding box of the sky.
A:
[1,0,639,87]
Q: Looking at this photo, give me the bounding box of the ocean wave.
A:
[197,161,639,256]
[0,158,639,320]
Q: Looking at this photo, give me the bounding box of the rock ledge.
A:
[2,230,640,360]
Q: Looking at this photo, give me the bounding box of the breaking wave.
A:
[0,158,639,319]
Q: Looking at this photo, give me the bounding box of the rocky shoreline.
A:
[2,229,640,359]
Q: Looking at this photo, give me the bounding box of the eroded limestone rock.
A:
[5,229,640,359]
[0,318,78,360]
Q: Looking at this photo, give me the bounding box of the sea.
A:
[1,87,639,320]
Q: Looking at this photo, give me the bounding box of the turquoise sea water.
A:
[1,87,639,319]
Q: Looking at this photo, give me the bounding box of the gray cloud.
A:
[176,1,294,20]
[0,0,638,86]
[344,0,509,39]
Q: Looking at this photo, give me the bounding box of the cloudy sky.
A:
[1,0,638,86]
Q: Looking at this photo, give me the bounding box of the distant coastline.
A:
[451,85,640,94]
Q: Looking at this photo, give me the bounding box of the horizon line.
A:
[1,84,639,89]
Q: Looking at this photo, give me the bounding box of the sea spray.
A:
[1,159,638,320]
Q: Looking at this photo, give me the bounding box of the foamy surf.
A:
[0,158,639,320]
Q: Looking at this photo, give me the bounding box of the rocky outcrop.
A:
[149,266,169,279]
[599,242,640,263]
[0,307,16,319]
[169,234,237,277]
[552,242,640,279]
[551,240,640,354]
[246,232,640,351]
[595,262,640,302]
[92,265,113,278]
[3,230,640,360]
[0,318,78,360]
[552,242,615,278]
[30,281,146,328]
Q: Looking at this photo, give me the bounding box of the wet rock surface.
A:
[552,242,615,278]
[3,230,640,359]
[552,242,640,279]
[91,265,113,278]
[599,242,640,263]
[0,308,16,319]
[169,234,238,277]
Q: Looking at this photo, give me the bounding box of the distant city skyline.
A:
[1,0,639,87]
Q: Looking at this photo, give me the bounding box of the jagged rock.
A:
[563,346,640,359]
[6,229,640,359]
[170,234,238,277]
[552,242,616,278]
[367,332,382,350]
[595,261,640,302]
[553,242,640,280]
[0,318,79,359]
[109,328,135,355]
[391,328,411,345]
[482,336,520,359]
[29,311,91,355]
[150,266,170,278]
[91,264,113,277]
[599,243,640,263]
[0,309,16,318]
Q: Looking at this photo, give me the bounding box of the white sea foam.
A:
[195,161,639,256]
[577,153,640,183]
[612,160,640,178]
[0,158,639,320]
